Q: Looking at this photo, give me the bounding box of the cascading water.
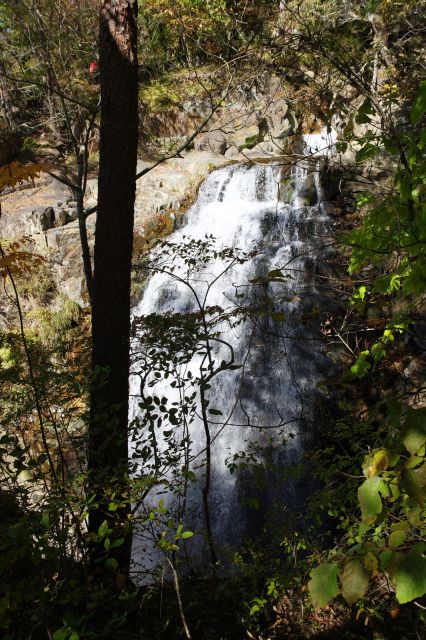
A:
[129,137,335,580]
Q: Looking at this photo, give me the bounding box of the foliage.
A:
[307,83,426,616]
[138,0,277,74]
[0,0,98,136]
[308,401,426,607]
[0,161,49,190]
[2,1,426,638]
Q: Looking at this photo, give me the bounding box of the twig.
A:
[167,558,192,640]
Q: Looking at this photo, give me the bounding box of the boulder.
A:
[55,208,68,227]
[265,99,289,135]
[30,206,56,232]
[194,130,227,155]
[270,111,299,139]
[67,208,78,222]
[229,124,261,151]
[225,146,244,160]
[243,141,275,159]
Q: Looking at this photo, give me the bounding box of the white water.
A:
[130,138,333,579]
[303,127,337,156]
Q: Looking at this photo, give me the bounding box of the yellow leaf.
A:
[0,161,51,190]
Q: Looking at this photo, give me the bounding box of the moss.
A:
[17,258,56,305]
[28,297,81,344]
[139,66,217,113]
[139,77,182,111]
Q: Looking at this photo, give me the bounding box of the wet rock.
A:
[297,173,318,206]
[320,163,345,201]
[406,316,426,353]
[133,151,230,232]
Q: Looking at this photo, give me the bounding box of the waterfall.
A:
[129,140,334,580]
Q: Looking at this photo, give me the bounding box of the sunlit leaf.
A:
[308,563,339,608]
[340,559,368,605]
[358,476,382,520]
[393,544,426,604]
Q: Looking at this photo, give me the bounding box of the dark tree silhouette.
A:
[88,0,139,575]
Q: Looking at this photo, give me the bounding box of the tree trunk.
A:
[0,58,16,129]
[88,0,138,577]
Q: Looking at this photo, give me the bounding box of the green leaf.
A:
[410,81,426,125]
[53,631,68,640]
[208,408,222,416]
[403,411,426,455]
[355,98,375,125]
[181,530,194,539]
[388,530,407,549]
[398,173,411,203]
[41,513,50,529]
[403,469,425,506]
[383,137,399,155]
[407,506,422,526]
[351,353,371,378]
[105,557,118,572]
[340,559,369,605]
[363,449,390,477]
[110,537,125,549]
[308,563,339,608]
[405,456,423,469]
[358,476,382,520]
[380,549,394,571]
[355,143,380,163]
[393,544,426,604]
[97,520,109,540]
[355,285,367,301]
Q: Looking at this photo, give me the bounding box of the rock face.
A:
[0,151,231,307]
[0,75,317,310]
[142,75,299,161]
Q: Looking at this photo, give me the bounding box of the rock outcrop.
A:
[0,150,231,307]
[142,75,300,162]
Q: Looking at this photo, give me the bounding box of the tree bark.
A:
[0,58,16,129]
[88,0,138,576]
